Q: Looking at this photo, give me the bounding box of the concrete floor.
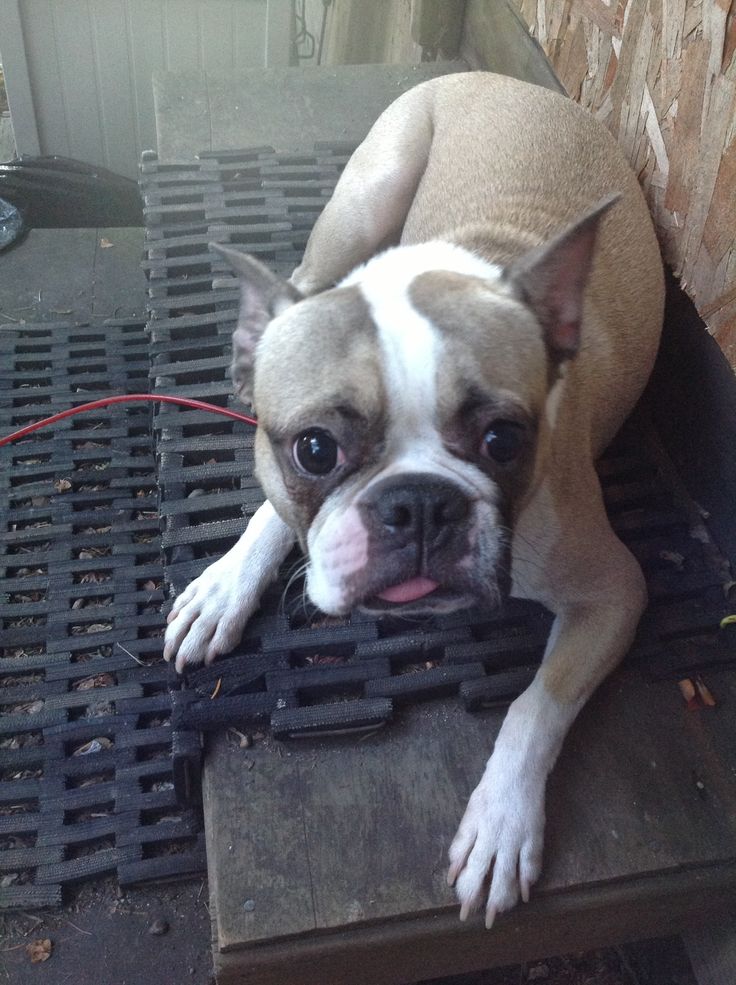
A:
[0,227,145,324]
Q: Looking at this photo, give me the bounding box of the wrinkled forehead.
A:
[409,269,549,418]
[254,254,549,432]
[253,285,384,427]
[347,244,549,431]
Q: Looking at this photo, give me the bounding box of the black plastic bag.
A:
[0,155,143,228]
[0,195,24,250]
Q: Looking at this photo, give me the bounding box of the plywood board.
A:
[204,664,736,982]
[512,0,736,368]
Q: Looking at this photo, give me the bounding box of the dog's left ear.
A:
[210,243,302,404]
[504,193,620,363]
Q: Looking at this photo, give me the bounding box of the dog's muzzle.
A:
[363,473,471,553]
[351,472,475,609]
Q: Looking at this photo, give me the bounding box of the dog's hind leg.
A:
[448,468,647,926]
[291,86,434,294]
[163,501,295,673]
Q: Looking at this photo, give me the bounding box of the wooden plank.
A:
[214,866,736,985]
[0,0,41,155]
[203,732,317,947]
[704,141,736,267]
[297,703,479,929]
[206,661,736,976]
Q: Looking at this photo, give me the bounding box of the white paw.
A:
[447,759,545,929]
[163,558,259,673]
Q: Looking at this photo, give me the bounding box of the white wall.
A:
[0,0,290,177]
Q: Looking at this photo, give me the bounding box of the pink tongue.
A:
[377,577,440,604]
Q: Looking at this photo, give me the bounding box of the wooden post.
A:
[0,0,42,155]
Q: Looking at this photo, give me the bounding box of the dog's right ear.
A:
[503,194,619,366]
[210,243,302,405]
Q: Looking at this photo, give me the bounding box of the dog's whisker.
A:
[280,559,311,617]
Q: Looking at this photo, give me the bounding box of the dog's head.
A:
[214,197,614,617]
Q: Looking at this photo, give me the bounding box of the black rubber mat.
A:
[0,320,205,910]
[140,142,352,320]
[139,147,735,803]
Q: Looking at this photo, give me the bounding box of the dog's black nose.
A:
[369,474,470,547]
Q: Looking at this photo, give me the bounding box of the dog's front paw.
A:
[447,762,545,929]
[163,558,258,673]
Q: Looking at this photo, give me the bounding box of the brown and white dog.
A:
[163,72,664,927]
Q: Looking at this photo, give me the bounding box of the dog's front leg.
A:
[449,593,645,928]
[163,501,295,673]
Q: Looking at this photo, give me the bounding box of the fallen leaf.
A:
[227,728,252,749]
[26,939,52,963]
[659,550,685,571]
[74,673,115,690]
[72,737,113,756]
[13,699,44,715]
[695,677,717,707]
[100,238,114,248]
[678,678,696,702]
[689,524,710,545]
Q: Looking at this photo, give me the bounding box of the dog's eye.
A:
[293,428,344,476]
[481,421,524,464]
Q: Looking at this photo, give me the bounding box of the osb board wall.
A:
[514,0,736,368]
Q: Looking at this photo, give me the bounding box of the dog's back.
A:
[399,73,664,452]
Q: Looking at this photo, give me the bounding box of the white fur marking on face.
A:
[341,242,506,451]
[304,242,513,614]
[340,241,504,291]
[306,505,370,614]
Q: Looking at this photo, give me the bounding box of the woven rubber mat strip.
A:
[140,142,353,320]
[0,320,205,911]
[140,147,735,795]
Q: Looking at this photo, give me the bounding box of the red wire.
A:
[0,394,257,448]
